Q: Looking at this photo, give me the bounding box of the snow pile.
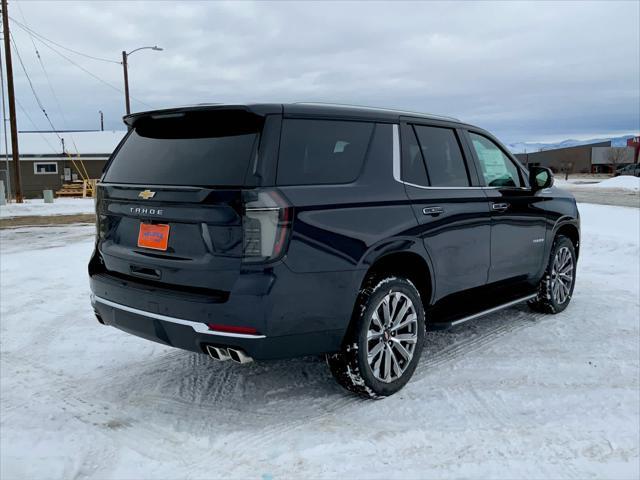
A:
[0,198,96,218]
[593,175,640,191]
[0,204,638,479]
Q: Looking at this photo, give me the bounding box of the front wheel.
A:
[327,276,426,398]
[529,235,577,314]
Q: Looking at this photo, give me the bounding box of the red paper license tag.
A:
[137,223,170,251]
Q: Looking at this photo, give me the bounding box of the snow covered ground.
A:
[1,204,638,479]
[593,176,640,191]
[555,178,640,208]
[556,176,640,192]
[0,198,96,218]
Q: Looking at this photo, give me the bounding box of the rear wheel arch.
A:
[359,251,433,307]
[343,251,432,342]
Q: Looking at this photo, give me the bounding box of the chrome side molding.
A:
[448,294,537,327]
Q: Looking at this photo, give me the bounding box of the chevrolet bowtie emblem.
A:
[138,189,156,200]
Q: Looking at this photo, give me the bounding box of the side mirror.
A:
[529,166,554,191]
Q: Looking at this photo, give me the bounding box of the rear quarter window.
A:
[277,119,374,185]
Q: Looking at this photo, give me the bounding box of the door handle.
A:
[491,202,509,212]
[423,206,444,216]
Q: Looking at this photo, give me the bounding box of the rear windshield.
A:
[103,110,263,186]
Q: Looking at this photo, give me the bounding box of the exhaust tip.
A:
[205,345,230,361]
[227,348,253,364]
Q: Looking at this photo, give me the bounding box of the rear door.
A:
[95,108,280,293]
[399,121,492,301]
[463,130,548,283]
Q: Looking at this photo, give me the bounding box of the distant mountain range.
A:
[506,135,635,154]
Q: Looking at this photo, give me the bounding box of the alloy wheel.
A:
[366,291,418,383]
[551,246,574,304]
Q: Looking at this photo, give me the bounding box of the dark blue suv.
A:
[89,103,580,398]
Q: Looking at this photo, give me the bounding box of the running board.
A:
[430,293,537,330]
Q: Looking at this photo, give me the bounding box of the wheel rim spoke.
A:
[391,299,410,328]
[389,345,403,377]
[392,338,412,361]
[391,313,416,332]
[372,347,384,377]
[368,341,384,360]
[371,311,383,330]
[382,297,392,327]
[383,344,392,381]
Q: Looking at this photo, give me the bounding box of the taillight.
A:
[207,323,259,335]
[242,189,292,263]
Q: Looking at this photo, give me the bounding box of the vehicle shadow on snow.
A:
[95,304,538,430]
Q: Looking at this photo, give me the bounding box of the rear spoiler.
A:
[123,104,283,128]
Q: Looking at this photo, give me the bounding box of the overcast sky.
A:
[2,0,639,143]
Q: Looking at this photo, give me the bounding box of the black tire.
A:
[326,276,426,399]
[529,235,577,314]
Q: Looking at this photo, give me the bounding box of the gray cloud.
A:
[5,0,639,143]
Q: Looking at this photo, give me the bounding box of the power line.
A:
[11,25,153,109]
[9,33,83,168]
[9,15,119,64]
[15,97,60,155]
[9,31,58,133]
[14,1,82,156]
[10,35,92,179]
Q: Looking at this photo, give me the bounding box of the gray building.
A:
[515,141,611,174]
[590,146,636,173]
[1,130,125,198]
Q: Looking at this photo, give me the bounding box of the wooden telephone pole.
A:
[1,0,23,202]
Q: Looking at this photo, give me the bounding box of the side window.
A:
[277,119,374,185]
[401,125,429,185]
[469,132,521,187]
[413,125,469,187]
[34,162,58,174]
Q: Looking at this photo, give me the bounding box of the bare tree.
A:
[607,148,629,173]
[560,160,574,180]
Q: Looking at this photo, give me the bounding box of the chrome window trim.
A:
[92,295,266,339]
[392,124,532,191]
[392,123,402,182]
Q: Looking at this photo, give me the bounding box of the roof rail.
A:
[294,102,460,122]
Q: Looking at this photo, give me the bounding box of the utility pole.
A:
[121,51,130,115]
[121,46,162,117]
[1,0,23,202]
[98,110,104,131]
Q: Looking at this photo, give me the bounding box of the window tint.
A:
[277,119,374,185]
[103,110,263,186]
[401,126,429,185]
[413,126,469,187]
[469,133,521,187]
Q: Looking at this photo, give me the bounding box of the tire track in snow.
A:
[418,307,546,374]
[2,297,555,468]
[3,354,203,464]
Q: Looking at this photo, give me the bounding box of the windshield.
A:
[103,110,264,186]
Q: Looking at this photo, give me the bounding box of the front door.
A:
[398,122,492,301]
[465,130,548,284]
